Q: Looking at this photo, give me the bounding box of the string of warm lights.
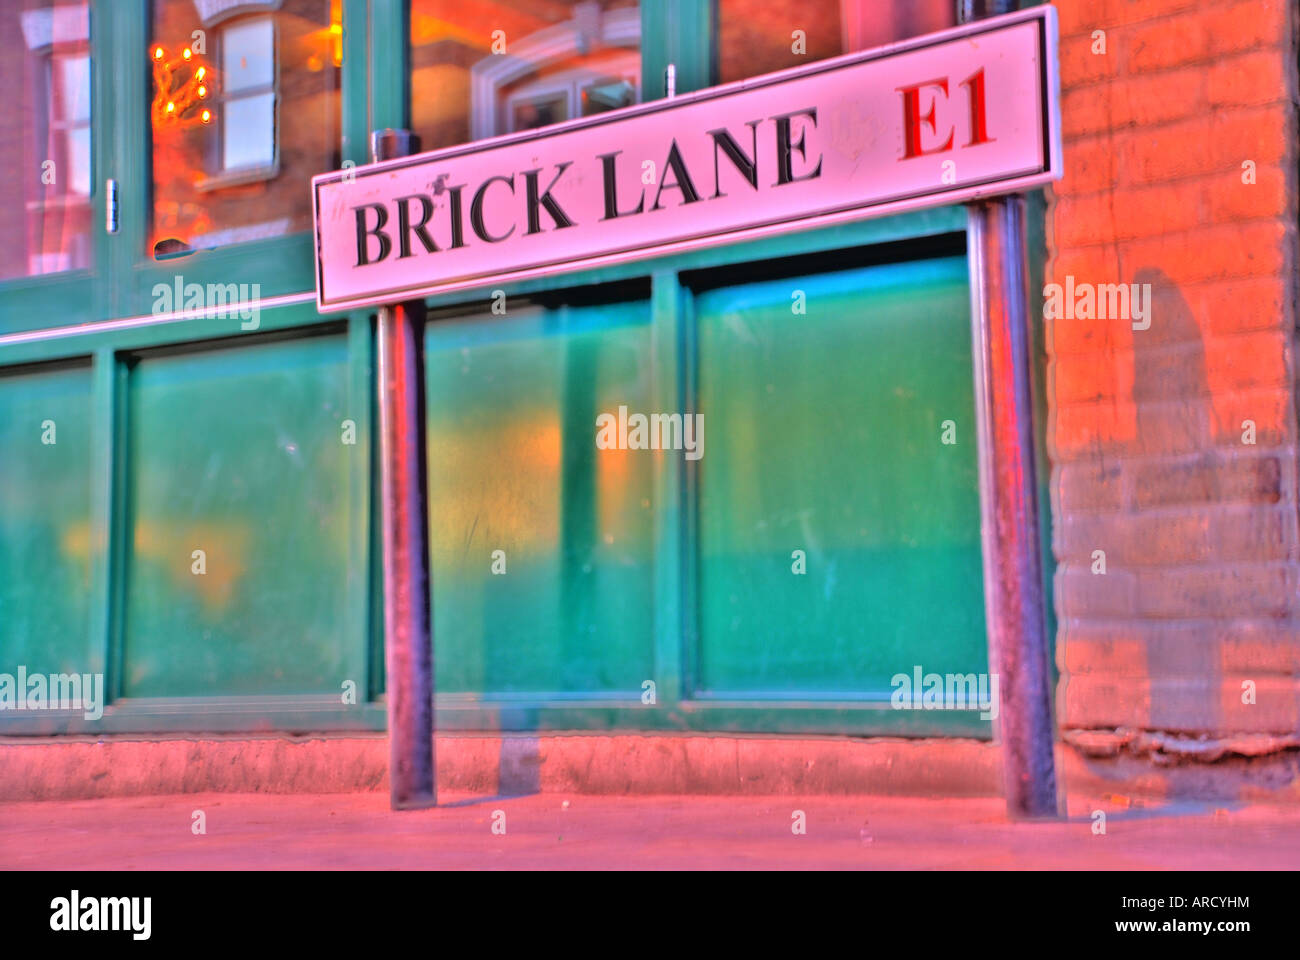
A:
[151,43,215,127]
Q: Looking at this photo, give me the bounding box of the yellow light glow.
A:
[330,10,343,67]
[198,86,207,98]
[166,101,175,112]
[154,47,164,60]
[201,109,211,123]
[196,66,205,79]
[182,48,191,60]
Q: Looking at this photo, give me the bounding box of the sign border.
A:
[312,4,1060,312]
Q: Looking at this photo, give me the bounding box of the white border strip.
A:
[0,290,317,348]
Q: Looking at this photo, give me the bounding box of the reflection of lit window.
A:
[218,16,275,173]
[149,0,337,254]
[50,53,91,197]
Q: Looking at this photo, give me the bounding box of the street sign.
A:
[313,5,1059,312]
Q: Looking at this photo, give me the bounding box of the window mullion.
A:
[339,0,369,166]
[667,0,714,96]
[368,0,408,134]
[100,0,150,319]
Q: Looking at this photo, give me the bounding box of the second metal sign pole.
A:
[373,128,436,810]
[960,1,1059,819]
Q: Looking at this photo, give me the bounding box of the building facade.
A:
[0,0,1296,799]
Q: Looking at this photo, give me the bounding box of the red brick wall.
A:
[1047,0,1300,749]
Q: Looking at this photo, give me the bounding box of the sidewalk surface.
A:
[4,792,1299,869]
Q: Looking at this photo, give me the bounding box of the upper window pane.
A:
[715,0,955,84]
[0,1,93,281]
[221,16,274,92]
[56,54,91,124]
[410,0,640,152]
[150,0,342,258]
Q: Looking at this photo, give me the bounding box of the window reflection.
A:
[0,1,92,280]
[54,54,91,197]
[410,0,640,153]
[715,0,955,83]
[150,0,341,257]
[219,16,276,172]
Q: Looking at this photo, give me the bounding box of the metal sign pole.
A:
[960,2,1059,819]
[372,128,436,810]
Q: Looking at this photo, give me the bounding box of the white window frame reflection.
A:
[17,3,93,277]
[48,53,92,198]
[503,56,639,134]
[470,3,640,140]
[198,13,279,188]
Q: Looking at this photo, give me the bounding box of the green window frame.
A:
[0,0,370,332]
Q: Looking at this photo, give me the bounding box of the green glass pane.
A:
[0,363,94,676]
[695,255,987,696]
[426,301,654,696]
[122,336,356,697]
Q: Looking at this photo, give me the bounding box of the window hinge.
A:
[105,178,119,234]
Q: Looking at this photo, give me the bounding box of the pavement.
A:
[4,791,1300,869]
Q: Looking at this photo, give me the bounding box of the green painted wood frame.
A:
[0,0,1054,737]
